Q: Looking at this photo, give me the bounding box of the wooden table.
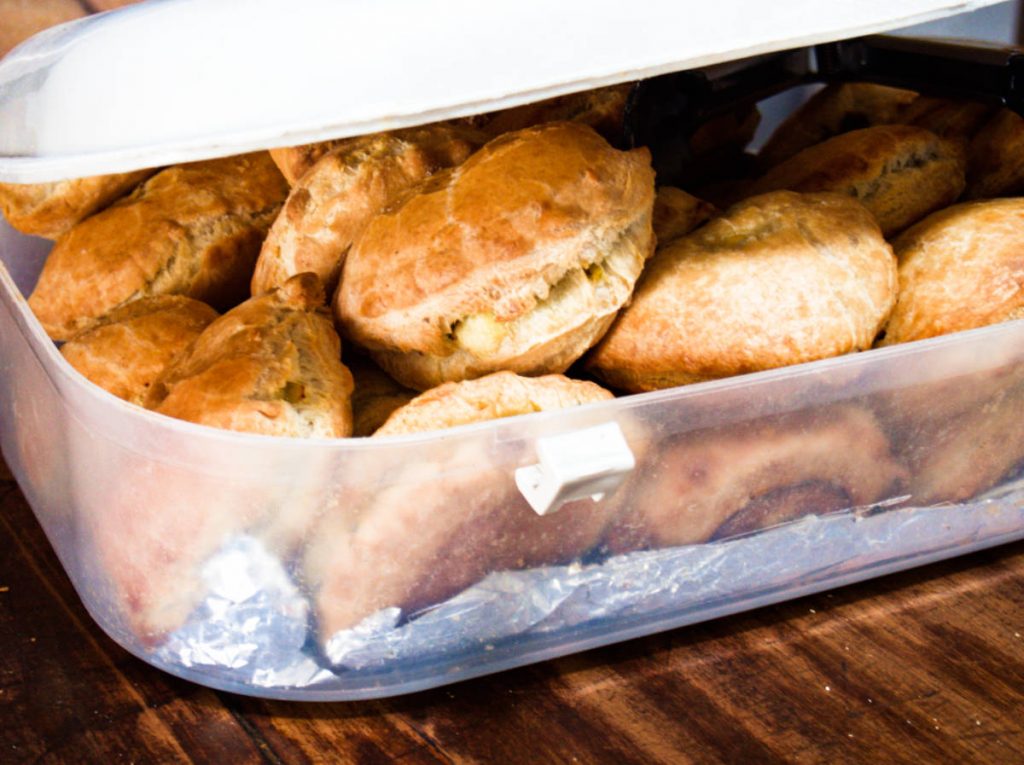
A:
[2,454,1023,764]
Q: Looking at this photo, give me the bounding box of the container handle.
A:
[515,422,635,517]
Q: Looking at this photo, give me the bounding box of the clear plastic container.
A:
[4,215,1024,699]
[1,0,1022,700]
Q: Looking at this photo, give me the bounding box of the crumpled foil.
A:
[325,491,1024,669]
[152,487,1024,689]
[155,536,334,688]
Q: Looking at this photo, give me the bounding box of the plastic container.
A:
[1,0,1023,700]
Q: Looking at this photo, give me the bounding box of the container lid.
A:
[0,0,1003,182]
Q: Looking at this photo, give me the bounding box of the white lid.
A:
[0,0,1003,182]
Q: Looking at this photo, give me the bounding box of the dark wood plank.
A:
[221,698,452,765]
[216,543,1024,765]
[373,544,1024,765]
[5,431,1024,764]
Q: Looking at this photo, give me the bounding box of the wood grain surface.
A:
[2,451,1023,765]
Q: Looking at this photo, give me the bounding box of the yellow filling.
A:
[446,240,642,360]
[453,313,508,356]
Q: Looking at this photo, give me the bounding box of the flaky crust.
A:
[750,125,965,236]
[652,186,715,245]
[375,371,613,436]
[269,122,486,186]
[604,406,905,552]
[147,273,353,438]
[270,139,357,186]
[0,169,157,239]
[337,122,655,390]
[60,296,218,406]
[587,191,897,392]
[758,83,918,169]
[965,108,1024,199]
[880,198,1024,345]
[253,125,481,296]
[28,153,288,341]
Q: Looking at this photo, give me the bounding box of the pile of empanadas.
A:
[7,79,1024,644]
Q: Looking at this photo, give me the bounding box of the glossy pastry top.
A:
[253,124,482,296]
[337,121,655,389]
[28,153,288,340]
[0,169,157,239]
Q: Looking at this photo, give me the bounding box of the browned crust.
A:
[965,108,1024,199]
[604,406,906,552]
[28,153,288,340]
[652,187,716,245]
[749,125,965,236]
[60,295,218,406]
[148,273,353,438]
[880,198,1024,346]
[758,82,918,169]
[270,139,358,186]
[336,122,655,389]
[253,125,481,296]
[0,169,156,239]
[375,371,613,436]
[269,123,487,187]
[586,191,897,392]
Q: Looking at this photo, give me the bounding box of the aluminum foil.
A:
[155,536,334,688]
[325,492,1024,669]
[151,489,1024,689]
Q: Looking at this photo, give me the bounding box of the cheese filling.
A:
[449,240,644,358]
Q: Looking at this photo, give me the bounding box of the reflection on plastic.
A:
[156,484,1024,690]
[155,536,332,688]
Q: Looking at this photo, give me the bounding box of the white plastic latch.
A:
[515,422,636,516]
